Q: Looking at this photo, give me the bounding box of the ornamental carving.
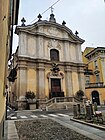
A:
[47,40,61,50]
[50,63,60,76]
[47,27,58,36]
[47,63,64,79]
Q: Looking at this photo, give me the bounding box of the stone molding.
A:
[47,71,64,79]
[47,39,61,50]
[15,20,85,44]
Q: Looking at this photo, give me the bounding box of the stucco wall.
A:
[15,18,85,102]
[0,0,10,139]
[18,26,83,64]
[85,88,105,104]
[27,69,36,93]
[72,72,79,94]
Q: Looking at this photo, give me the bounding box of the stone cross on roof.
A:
[37,14,42,21]
[51,6,54,14]
[21,17,26,26]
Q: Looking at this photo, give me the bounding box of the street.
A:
[4,108,105,140]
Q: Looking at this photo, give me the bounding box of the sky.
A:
[13,0,105,53]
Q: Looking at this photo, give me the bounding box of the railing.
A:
[45,96,83,107]
[85,82,104,88]
[49,92,64,99]
[84,69,93,75]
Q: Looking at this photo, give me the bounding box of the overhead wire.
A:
[30,0,61,24]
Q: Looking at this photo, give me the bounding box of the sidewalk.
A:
[4,117,105,140]
[51,116,105,140]
[4,120,19,140]
[3,107,105,140]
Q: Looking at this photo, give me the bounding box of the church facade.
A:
[13,13,85,102]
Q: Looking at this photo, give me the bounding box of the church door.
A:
[49,78,64,98]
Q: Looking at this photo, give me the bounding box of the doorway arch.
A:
[91,90,100,105]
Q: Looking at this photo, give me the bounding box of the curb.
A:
[70,118,105,131]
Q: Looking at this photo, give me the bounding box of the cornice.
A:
[15,20,85,44]
[17,56,85,68]
[16,30,83,44]
[85,47,105,58]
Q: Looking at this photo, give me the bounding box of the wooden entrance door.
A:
[51,78,61,93]
[49,78,64,98]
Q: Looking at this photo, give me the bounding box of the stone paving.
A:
[4,120,19,140]
[15,118,92,140]
[4,107,105,140]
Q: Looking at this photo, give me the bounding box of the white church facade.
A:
[12,13,85,105]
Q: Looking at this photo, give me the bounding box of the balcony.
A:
[84,69,93,75]
[94,66,100,74]
[85,82,105,88]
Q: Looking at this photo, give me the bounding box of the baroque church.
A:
[12,12,85,105]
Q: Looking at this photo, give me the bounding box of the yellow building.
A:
[83,47,105,105]
[0,0,19,139]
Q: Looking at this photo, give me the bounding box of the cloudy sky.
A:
[13,0,105,52]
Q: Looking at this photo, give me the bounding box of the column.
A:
[78,71,85,92]
[65,66,73,97]
[18,67,27,98]
[101,58,105,85]
[19,33,27,55]
[18,67,27,110]
[76,44,82,62]
[36,63,45,99]
[64,42,70,61]
[37,36,44,58]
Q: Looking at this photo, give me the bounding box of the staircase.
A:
[39,96,83,111]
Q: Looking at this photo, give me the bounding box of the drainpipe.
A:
[9,0,15,60]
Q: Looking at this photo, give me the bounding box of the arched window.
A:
[91,90,100,105]
[50,49,59,61]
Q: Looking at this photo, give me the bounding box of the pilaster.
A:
[101,58,105,85]
[78,68,85,92]
[18,67,27,98]
[37,36,44,58]
[36,63,45,99]
[65,66,73,96]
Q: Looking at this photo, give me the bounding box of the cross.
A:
[37,14,42,21]
[21,17,26,26]
[75,30,79,36]
[51,6,54,14]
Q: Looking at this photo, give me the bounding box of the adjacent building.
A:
[11,13,85,108]
[0,0,19,139]
[83,47,105,105]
